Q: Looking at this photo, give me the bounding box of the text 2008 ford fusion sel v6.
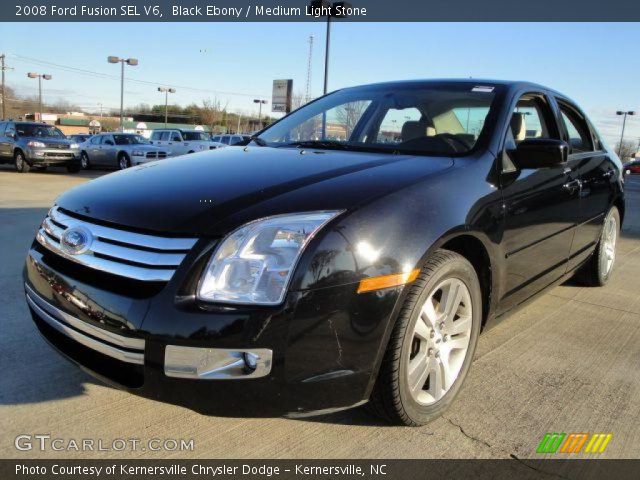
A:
[23,80,624,425]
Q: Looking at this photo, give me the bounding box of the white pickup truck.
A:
[150,129,224,157]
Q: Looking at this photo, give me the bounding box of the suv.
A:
[150,129,223,157]
[23,80,624,425]
[0,121,81,173]
[211,133,250,146]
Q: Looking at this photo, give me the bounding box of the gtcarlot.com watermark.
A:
[15,434,195,452]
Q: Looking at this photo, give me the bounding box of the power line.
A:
[9,53,270,99]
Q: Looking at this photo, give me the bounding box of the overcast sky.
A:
[1,22,639,146]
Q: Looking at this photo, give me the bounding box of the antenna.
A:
[305,35,314,103]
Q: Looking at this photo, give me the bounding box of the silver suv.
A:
[150,129,223,157]
[0,121,81,173]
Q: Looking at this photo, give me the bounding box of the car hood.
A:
[22,136,71,146]
[56,147,453,236]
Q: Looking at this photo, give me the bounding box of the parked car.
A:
[149,129,223,156]
[210,133,250,146]
[79,133,168,170]
[67,134,93,144]
[623,159,640,174]
[24,79,624,425]
[0,121,81,173]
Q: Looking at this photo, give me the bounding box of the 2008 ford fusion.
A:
[24,80,624,425]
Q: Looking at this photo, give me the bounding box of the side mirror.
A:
[513,138,569,169]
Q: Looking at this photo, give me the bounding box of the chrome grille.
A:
[36,206,197,282]
[145,151,168,159]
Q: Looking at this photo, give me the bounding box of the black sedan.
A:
[23,79,624,425]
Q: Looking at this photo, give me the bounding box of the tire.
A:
[575,206,620,286]
[14,150,31,173]
[67,164,81,173]
[368,249,482,426]
[118,153,131,170]
[80,152,91,170]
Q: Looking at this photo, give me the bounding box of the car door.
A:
[150,130,165,148]
[553,98,617,271]
[497,92,581,313]
[0,122,9,160]
[168,130,185,155]
[86,135,103,164]
[101,135,117,166]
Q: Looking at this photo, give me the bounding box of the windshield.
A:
[16,124,65,139]
[183,131,209,141]
[114,134,149,145]
[258,84,499,156]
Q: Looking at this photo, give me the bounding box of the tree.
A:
[615,140,638,162]
[335,100,368,139]
[200,98,227,132]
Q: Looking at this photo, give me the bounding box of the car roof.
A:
[338,78,565,96]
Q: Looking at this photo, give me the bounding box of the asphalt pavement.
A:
[1,165,639,459]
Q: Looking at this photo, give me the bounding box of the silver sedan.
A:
[80,133,169,170]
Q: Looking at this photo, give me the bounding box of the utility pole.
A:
[1,54,13,119]
[1,54,5,119]
[305,35,314,103]
[237,113,242,133]
[616,110,636,159]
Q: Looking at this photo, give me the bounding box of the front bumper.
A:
[27,148,80,165]
[23,244,402,417]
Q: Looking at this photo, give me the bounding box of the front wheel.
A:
[368,249,482,426]
[80,152,91,170]
[118,153,131,170]
[576,206,620,286]
[14,151,31,173]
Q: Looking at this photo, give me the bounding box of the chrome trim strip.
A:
[50,206,197,251]
[26,295,144,365]
[164,346,272,380]
[36,230,176,282]
[25,283,145,350]
[88,239,186,267]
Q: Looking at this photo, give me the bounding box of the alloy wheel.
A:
[119,156,128,170]
[81,154,89,169]
[407,278,472,405]
[600,215,617,276]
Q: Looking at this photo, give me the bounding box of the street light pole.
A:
[158,87,176,127]
[310,1,352,95]
[108,56,139,131]
[27,72,52,121]
[617,110,636,158]
[253,99,268,130]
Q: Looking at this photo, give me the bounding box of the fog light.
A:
[164,346,272,380]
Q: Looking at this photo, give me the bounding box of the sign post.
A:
[272,79,293,114]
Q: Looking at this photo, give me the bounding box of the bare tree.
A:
[615,140,638,162]
[335,101,368,139]
[291,91,308,111]
[200,98,229,132]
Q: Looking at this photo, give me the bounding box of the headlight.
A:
[69,143,79,149]
[27,141,46,148]
[131,150,144,156]
[198,211,342,305]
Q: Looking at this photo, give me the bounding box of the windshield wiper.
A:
[280,140,353,150]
